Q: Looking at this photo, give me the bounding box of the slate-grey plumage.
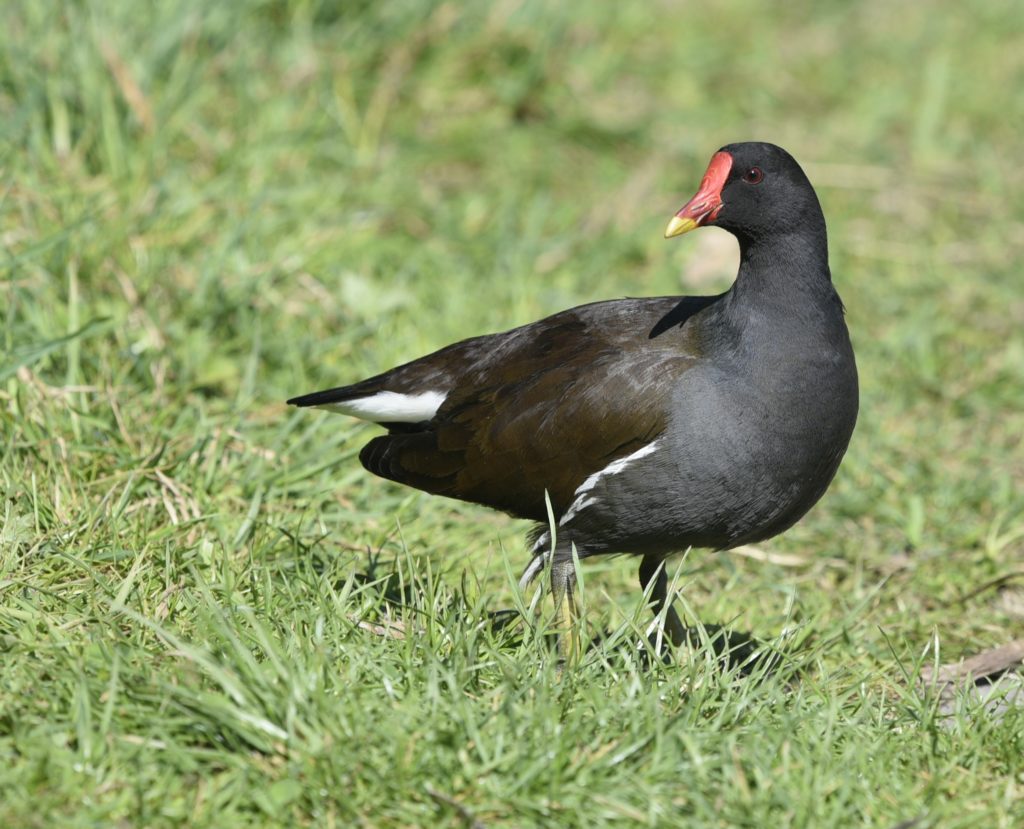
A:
[290,142,859,663]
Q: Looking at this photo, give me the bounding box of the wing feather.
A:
[351,297,714,521]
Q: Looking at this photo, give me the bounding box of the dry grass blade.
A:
[354,617,408,640]
[920,640,1024,686]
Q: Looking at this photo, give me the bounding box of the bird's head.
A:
[665,142,825,245]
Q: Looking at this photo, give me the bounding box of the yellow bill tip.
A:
[664,215,698,239]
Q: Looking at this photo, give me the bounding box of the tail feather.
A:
[287,378,384,408]
[289,382,446,424]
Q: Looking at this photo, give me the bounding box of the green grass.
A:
[2,0,1024,826]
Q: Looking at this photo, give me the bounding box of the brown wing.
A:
[357,297,713,522]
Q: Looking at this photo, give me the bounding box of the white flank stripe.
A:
[560,440,661,525]
[518,553,548,589]
[323,390,447,423]
[518,532,552,588]
[559,496,595,526]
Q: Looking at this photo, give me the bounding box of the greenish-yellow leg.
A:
[550,558,580,668]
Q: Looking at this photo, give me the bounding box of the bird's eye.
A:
[742,167,764,184]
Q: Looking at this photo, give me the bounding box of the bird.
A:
[289,142,859,663]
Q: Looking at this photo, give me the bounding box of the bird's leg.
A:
[550,556,581,668]
[638,554,688,651]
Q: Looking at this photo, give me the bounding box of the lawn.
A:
[2,0,1023,826]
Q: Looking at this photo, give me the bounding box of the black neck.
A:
[728,226,834,309]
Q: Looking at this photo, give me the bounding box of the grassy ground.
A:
[2,0,1024,826]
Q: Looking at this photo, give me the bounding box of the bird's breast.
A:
[661,342,857,545]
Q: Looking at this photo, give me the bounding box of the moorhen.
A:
[289,142,859,661]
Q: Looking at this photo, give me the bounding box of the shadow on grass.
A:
[350,561,789,679]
